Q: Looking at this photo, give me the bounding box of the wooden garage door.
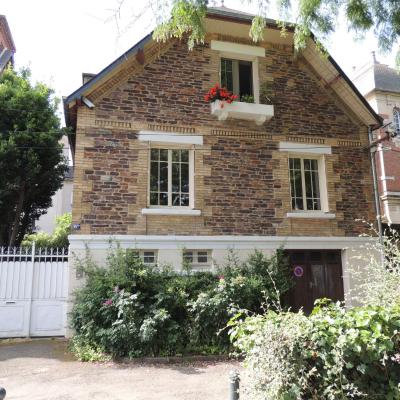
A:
[285,250,344,313]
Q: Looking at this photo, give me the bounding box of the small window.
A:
[126,249,157,265]
[393,108,400,134]
[150,148,191,207]
[221,58,253,100]
[183,250,212,267]
[289,158,321,211]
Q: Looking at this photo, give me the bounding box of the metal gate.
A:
[0,245,69,338]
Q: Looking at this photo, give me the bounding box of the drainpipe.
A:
[368,125,383,245]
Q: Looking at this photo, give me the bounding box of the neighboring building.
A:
[35,136,74,233]
[0,15,15,72]
[353,55,400,229]
[64,6,382,312]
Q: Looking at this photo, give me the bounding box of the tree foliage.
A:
[22,212,72,248]
[0,68,68,246]
[149,0,400,65]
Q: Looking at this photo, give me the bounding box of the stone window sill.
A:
[210,100,274,125]
[141,208,201,216]
[286,212,336,219]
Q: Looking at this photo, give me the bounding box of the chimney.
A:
[82,73,96,85]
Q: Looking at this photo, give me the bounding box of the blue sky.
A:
[3,0,398,122]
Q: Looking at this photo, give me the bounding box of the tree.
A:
[0,68,68,246]
[113,0,400,66]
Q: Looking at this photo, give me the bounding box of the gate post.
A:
[229,370,240,400]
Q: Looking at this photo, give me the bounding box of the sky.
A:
[2,0,398,123]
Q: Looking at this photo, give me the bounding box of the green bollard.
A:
[229,370,240,400]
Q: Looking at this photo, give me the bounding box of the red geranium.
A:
[204,83,237,104]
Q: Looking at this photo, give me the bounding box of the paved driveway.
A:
[0,339,241,400]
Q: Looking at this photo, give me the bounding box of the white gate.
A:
[0,245,69,338]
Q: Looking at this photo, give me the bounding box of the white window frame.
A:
[288,155,329,214]
[211,41,261,104]
[127,249,158,265]
[183,249,212,268]
[279,142,331,216]
[147,146,195,209]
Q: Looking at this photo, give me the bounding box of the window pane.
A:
[159,192,168,206]
[159,149,168,161]
[181,163,189,193]
[289,158,303,210]
[150,162,158,192]
[180,193,189,206]
[151,149,159,161]
[172,149,180,162]
[197,251,208,263]
[143,251,155,264]
[238,60,253,98]
[172,193,181,206]
[159,162,168,192]
[292,197,304,210]
[304,159,321,211]
[172,162,180,192]
[181,150,189,163]
[150,192,158,205]
[221,59,233,92]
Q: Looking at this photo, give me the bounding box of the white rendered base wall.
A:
[66,234,377,336]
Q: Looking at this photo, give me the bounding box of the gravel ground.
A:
[0,339,242,400]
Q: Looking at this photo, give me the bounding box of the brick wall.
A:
[72,37,375,237]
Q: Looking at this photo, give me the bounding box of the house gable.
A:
[64,11,381,131]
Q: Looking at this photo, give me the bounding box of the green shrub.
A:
[70,247,292,359]
[231,300,400,399]
[22,212,71,248]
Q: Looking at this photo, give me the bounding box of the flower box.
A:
[210,100,274,125]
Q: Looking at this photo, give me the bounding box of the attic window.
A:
[221,58,253,100]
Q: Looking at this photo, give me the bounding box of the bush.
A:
[70,247,292,359]
[231,300,400,399]
[22,212,71,248]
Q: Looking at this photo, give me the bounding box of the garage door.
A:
[0,246,69,338]
[285,250,344,313]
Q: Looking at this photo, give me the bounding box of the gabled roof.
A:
[64,32,153,106]
[0,48,13,70]
[0,15,16,52]
[64,7,382,129]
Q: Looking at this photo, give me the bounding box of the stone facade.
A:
[71,37,375,239]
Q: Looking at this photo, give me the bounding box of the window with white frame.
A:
[221,58,253,100]
[183,250,211,267]
[289,157,321,211]
[393,108,400,134]
[126,249,158,265]
[150,148,192,207]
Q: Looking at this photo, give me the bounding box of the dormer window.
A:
[221,58,253,100]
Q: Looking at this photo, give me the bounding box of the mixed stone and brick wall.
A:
[72,35,375,238]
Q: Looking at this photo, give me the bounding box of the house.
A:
[35,136,74,234]
[0,15,15,73]
[352,55,400,230]
[64,6,382,312]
